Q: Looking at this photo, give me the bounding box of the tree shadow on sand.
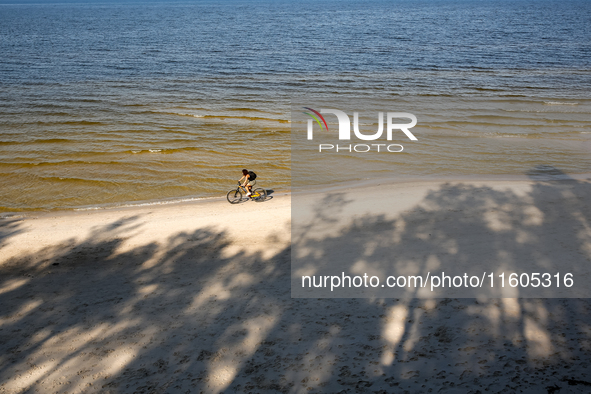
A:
[1,167,590,393]
[0,217,25,250]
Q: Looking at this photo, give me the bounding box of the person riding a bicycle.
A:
[227,169,265,203]
[239,169,257,197]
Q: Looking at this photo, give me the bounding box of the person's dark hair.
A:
[242,169,248,176]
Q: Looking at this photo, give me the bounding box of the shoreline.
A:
[3,175,590,270]
[3,171,591,218]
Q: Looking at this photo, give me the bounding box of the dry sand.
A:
[1,179,590,393]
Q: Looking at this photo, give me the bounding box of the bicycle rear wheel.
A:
[226,188,243,204]
[252,188,267,202]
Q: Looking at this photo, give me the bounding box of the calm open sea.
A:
[1,0,590,211]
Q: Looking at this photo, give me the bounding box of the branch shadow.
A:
[0,217,25,250]
[1,167,590,393]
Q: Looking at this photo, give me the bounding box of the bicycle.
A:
[226,181,267,204]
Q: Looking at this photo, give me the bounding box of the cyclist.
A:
[239,169,257,197]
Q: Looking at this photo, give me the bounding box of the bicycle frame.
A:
[237,183,259,197]
[228,181,265,204]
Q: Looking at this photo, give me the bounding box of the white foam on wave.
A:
[73,196,220,211]
[153,111,205,118]
[130,149,164,153]
[544,101,579,105]
[0,214,27,219]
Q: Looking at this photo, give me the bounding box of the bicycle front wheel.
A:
[252,188,267,202]
[226,188,243,204]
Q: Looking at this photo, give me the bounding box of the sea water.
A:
[1,0,590,211]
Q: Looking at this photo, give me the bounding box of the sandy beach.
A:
[2,0,590,392]
[1,179,591,393]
